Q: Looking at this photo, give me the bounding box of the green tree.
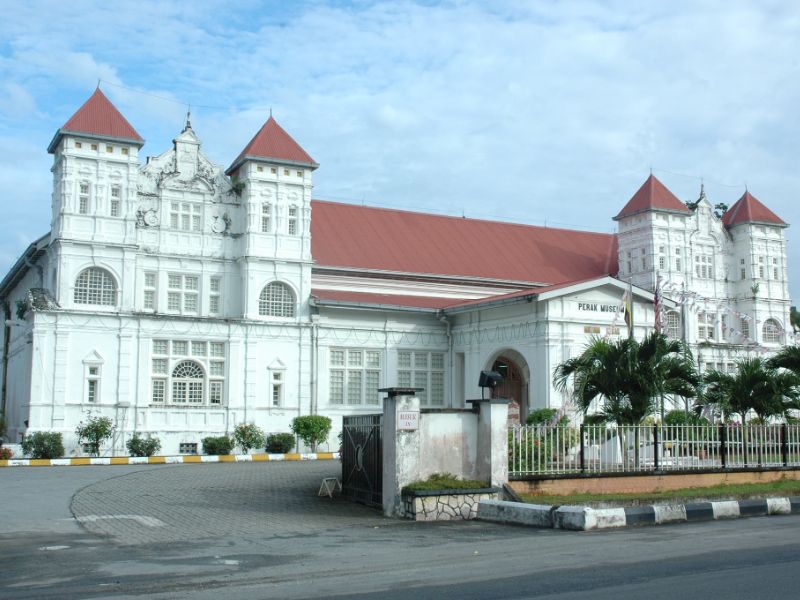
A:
[553,332,699,426]
[75,414,115,457]
[702,358,799,424]
[233,423,265,454]
[21,432,64,459]
[768,345,800,374]
[291,415,332,452]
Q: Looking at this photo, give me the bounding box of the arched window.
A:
[171,360,204,403]
[259,282,295,317]
[665,311,681,340]
[763,319,783,344]
[74,267,117,306]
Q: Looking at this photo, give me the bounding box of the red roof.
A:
[48,88,143,153]
[227,116,317,174]
[614,175,691,220]
[310,200,618,284]
[722,191,786,227]
[311,289,456,310]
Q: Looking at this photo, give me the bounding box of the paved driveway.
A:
[70,460,388,544]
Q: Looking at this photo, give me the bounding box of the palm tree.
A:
[553,332,699,426]
[768,345,800,374]
[702,358,799,424]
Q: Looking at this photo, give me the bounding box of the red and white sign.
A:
[397,410,420,431]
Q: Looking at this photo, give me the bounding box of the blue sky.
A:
[1,0,799,300]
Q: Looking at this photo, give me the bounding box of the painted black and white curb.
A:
[477,497,800,531]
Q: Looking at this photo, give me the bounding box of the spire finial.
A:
[269,106,272,118]
[183,106,192,132]
[96,79,101,90]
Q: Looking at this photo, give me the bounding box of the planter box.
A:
[401,487,500,521]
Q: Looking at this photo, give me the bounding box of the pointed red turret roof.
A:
[48,88,143,153]
[226,116,318,175]
[613,174,691,221]
[722,191,787,228]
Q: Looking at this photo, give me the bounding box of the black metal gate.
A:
[341,414,383,508]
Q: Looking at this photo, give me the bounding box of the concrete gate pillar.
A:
[470,398,510,487]
[381,387,421,517]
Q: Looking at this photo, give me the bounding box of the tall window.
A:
[697,312,715,340]
[167,274,199,314]
[329,348,381,406]
[758,256,765,279]
[259,282,295,317]
[270,370,284,406]
[74,267,116,306]
[397,351,445,406]
[152,339,226,405]
[740,316,750,341]
[143,271,157,310]
[695,255,713,279]
[86,365,100,403]
[665,311,681,340]
[261,204,271,232]
[170,202,202,232]
[79,182,89,214]
[171,361,204,403]
[288,206,298,235]
[763,319,783,344]
[209,277,221,315]
[110,186,120,217]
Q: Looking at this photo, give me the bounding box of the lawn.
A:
[520,479,800,506]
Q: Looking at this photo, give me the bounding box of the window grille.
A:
[763,319,782,344]
[74,268,116,306]
[259,282,295,317]
[329,348,381,405]
[397,350,445,406]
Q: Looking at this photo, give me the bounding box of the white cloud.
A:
[1,0,799,297]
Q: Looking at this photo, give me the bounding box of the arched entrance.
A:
[487,350,530,422]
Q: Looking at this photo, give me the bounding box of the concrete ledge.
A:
[0,452,340,468]
[477,496,800,531]
[478,500,555,528]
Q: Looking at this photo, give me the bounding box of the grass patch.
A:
[521,479,800,506]
[403,472,490,492]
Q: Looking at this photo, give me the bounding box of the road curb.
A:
[0,452,340,468]
[477,496,800,531]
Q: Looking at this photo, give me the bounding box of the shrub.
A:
[126,434,162,457]
[202,436,233,456]
[75,414,115,457]
[21,431,64,459]
[0,447,12,460]
[526,408,569,427]
[403,472,489,493]
[266,433,295,454]
[664,410,709,427]
[291,415,332,452]
[233,423,265,454]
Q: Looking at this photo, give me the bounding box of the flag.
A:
[621,287,632,333]
[653,285,662,333]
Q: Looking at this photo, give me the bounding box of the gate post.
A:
[381,387,422,517]
[469,398,510,487]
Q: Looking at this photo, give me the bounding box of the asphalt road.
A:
[1,462,798,599]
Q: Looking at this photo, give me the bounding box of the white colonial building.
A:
[0,89,791,454]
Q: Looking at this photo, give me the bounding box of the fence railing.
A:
[509,423,800,477]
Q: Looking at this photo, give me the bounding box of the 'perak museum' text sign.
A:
[577,301,621,314]
[397,410,420,431]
